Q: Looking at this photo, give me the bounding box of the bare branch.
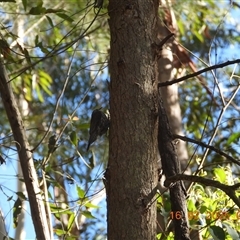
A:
[158,33,175,49]
[158,59,240,87]
[152,33,174,58]
[173,134,240,167]
[166,174,240,208]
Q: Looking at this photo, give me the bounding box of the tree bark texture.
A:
[157,3,200,238]
[0,60,50,240]
[158,91,190,240]
[107,0,159,239]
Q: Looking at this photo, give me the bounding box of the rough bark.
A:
[0,60,50,240]
[157,3,201,238]
[106,0,159,239]
[158,91,190,240]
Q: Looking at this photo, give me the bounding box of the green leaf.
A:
[187,199,196,211]
[156,233,162,240]
[199,205,207,214]
[213,168,226,183]
[177,20,185,36]
[50,203,72,215]
[38,70,53,96]
[34,35,39,46]
[70,131,78,146]
[89,154,95,169]
[36,41,50,53]
[56,13,74,22]
[45,15,54,28]
[84,202,99,209]
[29,1,46,15]
[22,0,27,11]
[209,226,225,240]
[79,123,90,130]
[16,191,27,200]
[23,48,32,65]
[35,84,44,102]
[67,212,75,231]
[226,132,240,145]
[13,197,22,228]
[223,223,239,239]
[45,8,65,14]
[64,236,77,240]
[76,185,85,199]
[7,196,13,201]
[82,210,96,219]
[39,70,52,83]
[55,228,67,236]
[29,6,46,15]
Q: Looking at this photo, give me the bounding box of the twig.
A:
[158,33,175,48]
[173,134,240,167]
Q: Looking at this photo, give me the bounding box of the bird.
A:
[87,108,110,151]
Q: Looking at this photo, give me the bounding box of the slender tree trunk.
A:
[106,0,159,239]
[157,2,201,239]
[13,6,27,239]
[0,60,50,240]
[158,92,190,240]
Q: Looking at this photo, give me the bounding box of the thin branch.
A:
[208,1,233,105]
[173,134,240,167]
[184,77,240,196]
[199,83,240,170]
[152,33,174,57]
[158,59,240,87]
[158,33,174,48]
[166,174,240,208]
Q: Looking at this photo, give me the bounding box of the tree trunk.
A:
[0,61,50,240]
[106,0,159,239]
[158,92,190,240]
[157,3,201,239]
[13,9,28,240]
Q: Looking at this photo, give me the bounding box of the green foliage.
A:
[13,197,22,228]
[209,226,225,240]
[158,166,240,239]
[70,130,78,146]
